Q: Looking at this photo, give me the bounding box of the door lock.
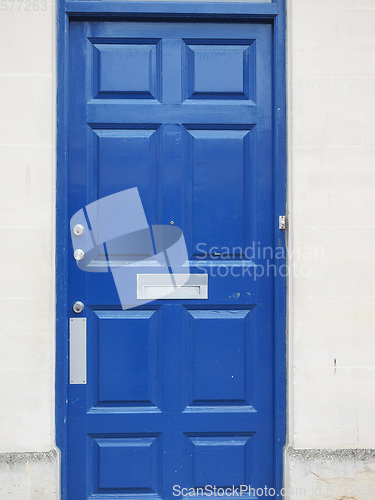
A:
[73,249,85,261]
[73,224,85,236]
[72,301,85,314]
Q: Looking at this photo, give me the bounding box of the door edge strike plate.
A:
[69,318,87,384]
[279,215,286,230]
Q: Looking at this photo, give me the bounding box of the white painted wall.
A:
[286,2,375,496]
[288,0,375,450]
[0,0,56,457]
[0,0,375,498]
[0,1,57,495]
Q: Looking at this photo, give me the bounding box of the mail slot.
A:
[137,274,208,300]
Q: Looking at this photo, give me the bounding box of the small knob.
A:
[73,249,85,261]
[73,224,85,236]
[72,301,84,314]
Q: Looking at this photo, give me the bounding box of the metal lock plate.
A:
[69,318,86,384]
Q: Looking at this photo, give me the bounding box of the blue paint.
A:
[65,1,278,17]
[56,2,70,499]
[272,1,287,495]
[56,2,287,499]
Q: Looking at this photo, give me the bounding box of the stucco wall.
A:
[0,0,55,453]
[0,0,58,497]
[288,0,375,449]
[0,0,374,498]
[287,0,375,497]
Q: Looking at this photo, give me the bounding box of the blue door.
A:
[63,13,285,500]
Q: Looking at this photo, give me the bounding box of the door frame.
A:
[56,2,287,498]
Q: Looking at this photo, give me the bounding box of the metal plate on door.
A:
[137,274,208,300]
[69,318,86,384]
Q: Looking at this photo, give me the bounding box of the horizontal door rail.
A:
[65,1,278,18]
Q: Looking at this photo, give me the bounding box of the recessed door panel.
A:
[184,41,255,101]
[186,434,253,489]
[92,41,161,100]
[93,310,159,408]
[186,309,253,408]
[186,129,253,256]
[91,435,161,495]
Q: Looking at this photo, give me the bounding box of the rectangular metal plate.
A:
[69,318,86,384]
[137,273,208,300]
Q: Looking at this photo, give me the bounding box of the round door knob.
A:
[73,249,85,261]
[72,301,84,314]
[73,224,85,236]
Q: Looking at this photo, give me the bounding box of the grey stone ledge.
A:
[286,445,375,463]
[0,449,58,465]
